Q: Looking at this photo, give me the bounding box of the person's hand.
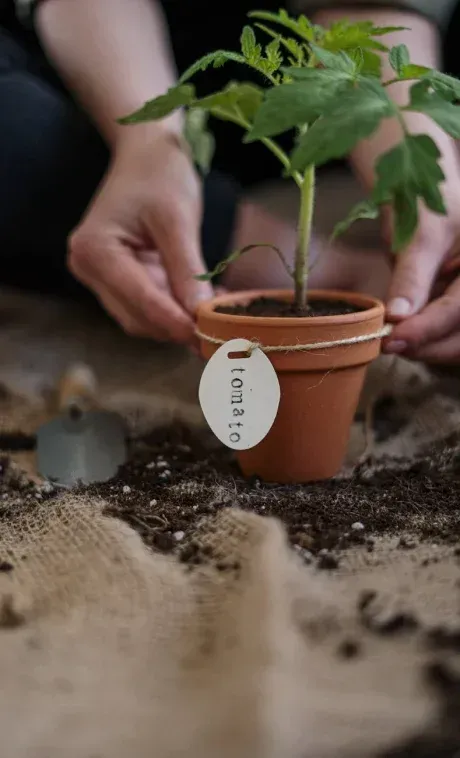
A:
[68,127,213,344]
[383,187,460,364]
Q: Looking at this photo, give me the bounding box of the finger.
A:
[384,277,460,354]
[69,233,194,343]
[97,286,169,340]
[406,332,460,364]
[147,203,213,315]
[386,241,445,321]
[137,250,171,292]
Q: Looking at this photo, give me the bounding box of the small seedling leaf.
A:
[389,44,410,76]
[241,26,259,59]
[178,51,245,84]
[248,9,314,42]
[291,78,395,170]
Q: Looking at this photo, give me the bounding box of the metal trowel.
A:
[37,363,127,487]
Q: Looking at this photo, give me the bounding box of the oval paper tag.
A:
[198,338,280,450]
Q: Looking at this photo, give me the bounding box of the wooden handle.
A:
[57,363,98,414]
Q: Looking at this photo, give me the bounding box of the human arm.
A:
[35,0,212,343]
[313,3,460,362]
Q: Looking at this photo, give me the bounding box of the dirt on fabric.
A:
[215,296,364,318]
[0,352,460,756]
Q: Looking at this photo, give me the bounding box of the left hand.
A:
[383,191,460,364]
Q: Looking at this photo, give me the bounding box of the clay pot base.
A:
[197,289,386,483]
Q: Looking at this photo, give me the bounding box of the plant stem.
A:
[294,165,315,310]
[225,107,303,187]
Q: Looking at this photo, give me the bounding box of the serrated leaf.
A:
[371,25,409,36]
[407,81,460,138]
[247,71,353,140]
[255,23,305,64]
[392,189,419,251]
[399,63,431,80]
[248,9,313,42]
[118,85,195,124]
[389,44,410,76]
[331,200,379,240]
[422,70,460,102]
[184,109,215,174]
[178,51,245,84]
[359,49,382,77]
[265,38,283,69]
[322,20,389,53]
[232,83,264,122]
[241,26,257,58]
[310,44,356,74]
[373,135,447,251]
[291,78,395,170]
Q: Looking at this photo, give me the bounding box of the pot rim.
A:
[197,289,384,329]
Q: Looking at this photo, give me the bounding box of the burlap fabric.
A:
[0,350,459,757]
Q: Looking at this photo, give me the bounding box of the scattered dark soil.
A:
[215,296,364,319]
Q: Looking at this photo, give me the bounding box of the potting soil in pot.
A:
[216,296,365,318]
[0,356,459,756]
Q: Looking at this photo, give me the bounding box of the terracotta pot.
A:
[197,289,385,483]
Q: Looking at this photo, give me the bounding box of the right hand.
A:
[68,126,213,344]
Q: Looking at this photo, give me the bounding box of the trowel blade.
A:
[37,410,127,487]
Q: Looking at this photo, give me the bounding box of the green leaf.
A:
[371,25,409,35]
[392,189,419,251]
[178,51,245,84]
[183,109,215,174]
[331,200,380,240]
[247,71,353,140]
[398,63,431,80]
[265,38,283,69]
[389,44,410,76]
[193,85,240,112]
[255,23,305,65]
[235,83,264,122]
[359,49,382,77]
[373,135,447,251]
[422,70,460,102]
[241,25,259,59]
[118,85,195,124]
[309,43,356,74]
[322,20,390,53]
[407,81,460,138]
[248,9,314,42]
[291,78,395,170]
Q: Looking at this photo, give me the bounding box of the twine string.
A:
[195,324,393,354]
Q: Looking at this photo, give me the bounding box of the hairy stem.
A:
[294,165,315,310]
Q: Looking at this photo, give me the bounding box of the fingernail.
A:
[384,340,408,354]
[387,297,412,318]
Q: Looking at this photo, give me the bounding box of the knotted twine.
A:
[195,324,392,354]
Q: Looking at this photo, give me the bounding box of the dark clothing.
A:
[1,0,460,299]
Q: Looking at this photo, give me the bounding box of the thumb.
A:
[386,241,442,321]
